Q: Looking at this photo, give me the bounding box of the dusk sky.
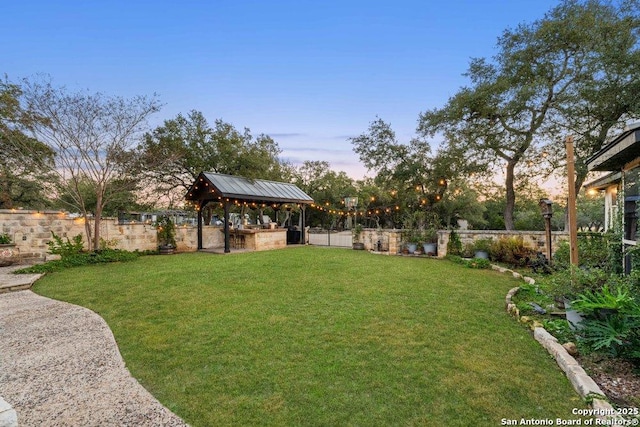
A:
[3,0,559,179]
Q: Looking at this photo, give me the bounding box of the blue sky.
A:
[3,0,559,179]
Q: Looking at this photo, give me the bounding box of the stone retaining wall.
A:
[0,210,229,262]
[1,210,571,261]
[437,229,569,258]
[346,228,568,258]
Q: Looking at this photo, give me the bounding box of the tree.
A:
[432,179,486,229]
[53,177,151,217]
[17,77,161,250]
[350,118,448,223]
[293,160,356,228]
[541,0,640,194]
[0,77,55,208]
[418,0,640,230]
[139,111,288,207]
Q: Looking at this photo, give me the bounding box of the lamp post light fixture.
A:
[539,198,553,265]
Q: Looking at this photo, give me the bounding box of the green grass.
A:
[33,247,585,426]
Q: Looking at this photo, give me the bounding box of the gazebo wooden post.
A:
[300,205,307,244]
[223,201,231,253]
[197,200,203,250]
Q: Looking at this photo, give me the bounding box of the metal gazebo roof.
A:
[185,172,313,205]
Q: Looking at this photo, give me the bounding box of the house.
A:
[585,122,640,273]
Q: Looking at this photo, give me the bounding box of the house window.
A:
[623,166,640,244]
[623,166,640,273]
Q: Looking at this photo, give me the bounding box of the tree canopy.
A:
[16,77,162,250]
[418,0,640,230]
[139,111,289,207]
[0,78,55,209]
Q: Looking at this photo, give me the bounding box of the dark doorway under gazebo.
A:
[185,172,314,253]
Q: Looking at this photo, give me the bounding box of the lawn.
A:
[33,247,585,426]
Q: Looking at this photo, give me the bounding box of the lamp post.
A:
[539,198,553,265]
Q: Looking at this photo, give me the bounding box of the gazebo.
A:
[185,172,314,253]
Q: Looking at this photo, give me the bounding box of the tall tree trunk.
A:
[504,160,517,230]
[83,213,93,252]
[93,195,103,251]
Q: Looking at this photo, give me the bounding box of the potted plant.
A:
[472,238,493,259]
[352,224,365,250]
[0,233,17,266]
[406,229,421,254]
[422,228,438,256]
[156,216,177,254]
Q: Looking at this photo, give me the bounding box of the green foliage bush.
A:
[446,230,462,256]
[542,266,612,299]
[156,216,177,247]
[0,233,11,244]
[47,231,84,258]
[490,236,537,267]
[15,249,142,274]
[553,232,621,272]
[445,255,490,269]
[572,284,640,362]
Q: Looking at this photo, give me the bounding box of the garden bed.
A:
[577,355,640,408]
[510,278,640,411]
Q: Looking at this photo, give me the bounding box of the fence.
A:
[307,230,352,248]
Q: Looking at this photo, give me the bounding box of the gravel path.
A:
[0,290,188,427]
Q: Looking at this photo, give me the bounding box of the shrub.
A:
[466,257,491,269]
[156,216,177,248]
[573,285,640,362]
[553,232,619,272]
[541,266,613,300]
[445,254,490,269]
[491,236,537,267]
[446,230,462,256]
[0,233,11,244]
[15,249,142,274]
[472,238,493,254]
[47,232,84,258]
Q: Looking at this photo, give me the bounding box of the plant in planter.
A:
[471,238,493,259]
[156,216,177,254]
[352,224,365,250]
[0,233,16,266]
[406,229,421,254]
[422,228,438,255]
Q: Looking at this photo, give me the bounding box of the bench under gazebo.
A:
[185,172,314,253]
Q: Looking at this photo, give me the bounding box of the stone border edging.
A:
[497,264,623,422]
[0,396,18,427]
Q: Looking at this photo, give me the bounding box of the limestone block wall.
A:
[99,222,158,252]
[436,229,570,258]
[1,210,159,261]
[1,210,87,260]
[0,210,571,261]
[173,225,225,252]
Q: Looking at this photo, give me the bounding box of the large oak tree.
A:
[139,110,289,207]
[418,0,640,230]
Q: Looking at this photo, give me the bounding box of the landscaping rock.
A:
[562,342,578,357]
